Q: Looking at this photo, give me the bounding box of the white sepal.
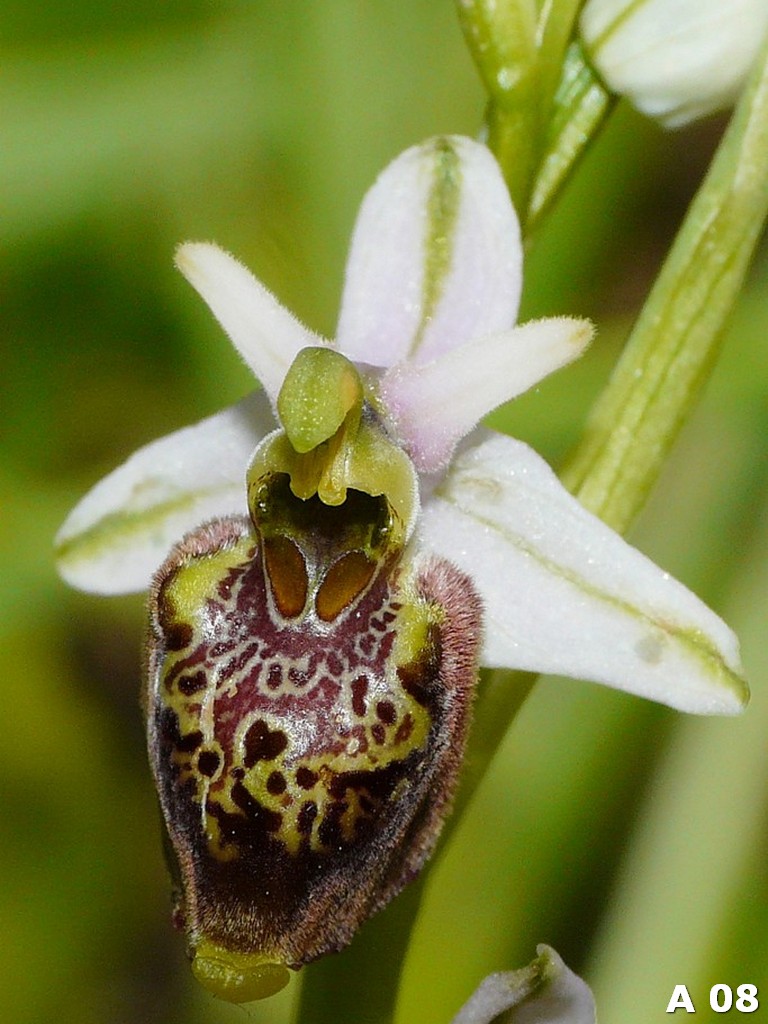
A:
[55,393,273,594]
[581,0,768,127]
[420,434,747,714]
[336,136,522,367]
[450,946,596,1024]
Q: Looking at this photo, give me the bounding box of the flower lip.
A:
[145,484,483,990]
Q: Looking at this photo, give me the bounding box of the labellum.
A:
[144,349,482,1001]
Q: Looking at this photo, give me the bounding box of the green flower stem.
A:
[534,0,586,111]
[456,0,539,212]
[591,504,768,1016]
[526,42,614,231]
[484,102,538,218]
[562,39,768,532]
[458,1,606,220]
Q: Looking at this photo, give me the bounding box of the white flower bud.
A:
[580,0,768,127]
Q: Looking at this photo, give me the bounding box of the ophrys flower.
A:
[56,135,747,1002]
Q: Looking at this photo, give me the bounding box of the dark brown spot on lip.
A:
[288,666,310,687]
[178,670,207,696]
[326,652,343,677]
[263,536,308,618]
[197,750,221,777]
[267,771,287,795]
[176,730,203,753]
[395,714,414,744]
[243,719,288,766]
[351,675,368,718]
[165,622,193,651]
[297,801,318,835]
[359,634,375,657]
[267,664,283,689]
[316,551,376,622]
[231,781,283,833]
[397,628,439,707]
[376,700,396,725]
[318,802,346,848]
[296,766,318,789]
[359,793,376,814]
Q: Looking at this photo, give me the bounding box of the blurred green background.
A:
[3,3,767,1023]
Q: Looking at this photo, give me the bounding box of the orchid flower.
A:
[55,135,746,1002]
[580,0,768,127]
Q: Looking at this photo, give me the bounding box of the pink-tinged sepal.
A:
[144,471,481,1002]
[336,135,522,367]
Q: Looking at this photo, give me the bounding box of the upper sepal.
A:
[336,136,522,367]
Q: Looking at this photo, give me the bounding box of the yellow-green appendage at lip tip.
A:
[191,939,291,1002]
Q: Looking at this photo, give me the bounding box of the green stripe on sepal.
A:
[55,483,240,590]
[449,493,748,713]
[409,138,462,357]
